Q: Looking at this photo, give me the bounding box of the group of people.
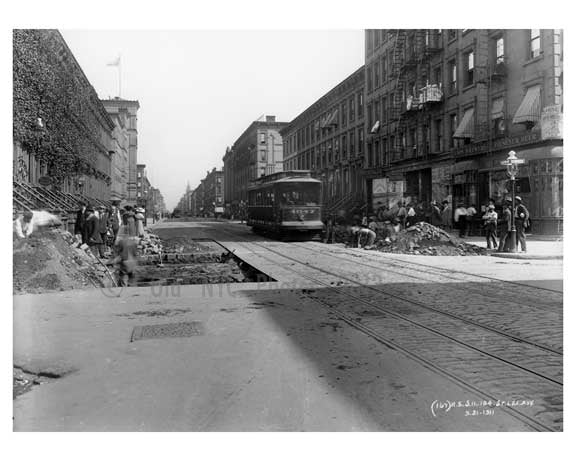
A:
[325,195,530,252]
[480,196,530,252]
[74,203,146,259]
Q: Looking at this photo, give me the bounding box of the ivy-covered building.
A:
[13,29,115,202]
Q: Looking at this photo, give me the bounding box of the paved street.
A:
[13,221,563,431]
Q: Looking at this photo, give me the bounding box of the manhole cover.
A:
[130,321,205,342]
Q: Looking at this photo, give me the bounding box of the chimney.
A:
[265,115,276,123]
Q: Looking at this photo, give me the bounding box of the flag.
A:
[107,55,121,67]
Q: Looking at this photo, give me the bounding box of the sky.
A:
[60,30,365,210]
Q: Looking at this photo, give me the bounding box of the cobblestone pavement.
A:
[209,223,563,431]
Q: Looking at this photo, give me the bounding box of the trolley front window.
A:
[278,183,321,206]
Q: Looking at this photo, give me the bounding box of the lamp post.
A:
[500,150,525,253]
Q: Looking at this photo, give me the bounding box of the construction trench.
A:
[131,235,274,288]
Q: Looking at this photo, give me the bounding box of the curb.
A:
[490,253,563,261]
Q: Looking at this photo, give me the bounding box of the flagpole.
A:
[118,54,122,98]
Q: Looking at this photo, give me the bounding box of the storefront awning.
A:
[491,98,504,120]
[370,120,380,134]
[512,85,541,125]
[453,108,474,139]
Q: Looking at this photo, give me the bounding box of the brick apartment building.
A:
[223,116,288,217]
[280,66,366,215]
[364,29,563,233]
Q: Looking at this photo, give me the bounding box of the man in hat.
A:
[84,207,104,257]
[74,201,88,244]
[482,204,498,249]
[97,205,109,256]
[514,196,530,252]
[498,200,512,252]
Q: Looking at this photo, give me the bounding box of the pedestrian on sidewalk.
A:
[465,203,477,237]
[74,201,88,244]
[109,204,121,242]
[441,200,452,230]
[85,207,104,257]
[482,204,498,249]
[515,196,530,253]
[430,201,443,227]
[97,206,109,254]
[135,207,146,238]
[454,203,468,238]
[123,206,137,237]
[498,201,512,252]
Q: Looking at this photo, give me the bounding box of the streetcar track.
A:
[231,239,562,383]
[238,238,562,356]
[290,241,563,312]
[215,232,561,431]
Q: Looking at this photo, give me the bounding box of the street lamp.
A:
[500,150,525,253]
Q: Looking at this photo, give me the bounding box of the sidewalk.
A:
[464,236,563,260]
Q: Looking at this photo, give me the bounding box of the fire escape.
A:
[387,29,443,166]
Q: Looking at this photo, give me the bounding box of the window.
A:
[358,129,364,153]
[381,56,387,82]
[367,65,373,92]
[374,29,380,48]
[434,118,443,152]
[341,134,347,157]
[260,150,266,161]
[349,96,355,121]
[530,29,541,59]
[374,62,380,88]
[382,96,387,123]
[409,128,416,154]
[492,97,506,137]
[434,66,442,86]
[367,143,373,167]
[259,133,266,144]
[465,50,474,86]
[495,36,504,64]
[358,91,364,114]
[448,29,457,41]
[341,102,347,127]
[349,129,355,155]
[449,59,457,93]
[450,114,458,148]
[374,100,380,126]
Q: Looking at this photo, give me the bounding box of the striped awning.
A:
[453,107,475,139]
[491,97,504,120]
[326,109,339,127]
[513,85,541,125]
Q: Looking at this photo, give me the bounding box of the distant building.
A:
[102,99,130,203]
[136,164,150,208]
[102,98,140,205]
[280,67,366,216]
[202,168,224,217]
[364,29,563,233]
[223,116,288,217]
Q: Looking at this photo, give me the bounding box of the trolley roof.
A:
[248,170,321,189]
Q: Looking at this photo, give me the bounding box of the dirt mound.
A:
[376,222,487,256]
[13,229,108,294]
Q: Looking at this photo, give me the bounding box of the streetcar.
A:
[247,170,323,240]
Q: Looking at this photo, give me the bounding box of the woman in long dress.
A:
[135,208,145,238]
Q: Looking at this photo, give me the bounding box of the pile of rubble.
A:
[375,222,487,256]
[13,229,109,294]
[137,231,164,256]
